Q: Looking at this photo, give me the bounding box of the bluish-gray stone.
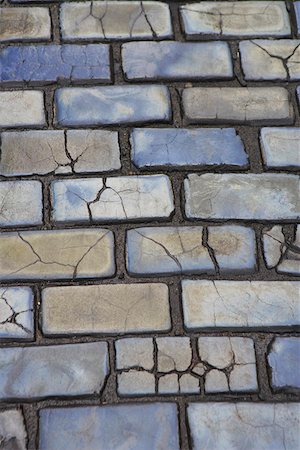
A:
[260,128,300,168]
[55,85,171,126]
[295,2,300,34]
[39,403,180,450]
[268,338,300,390]
[0,410,27,450]
[0,287,33,339]
[131,128,248,168]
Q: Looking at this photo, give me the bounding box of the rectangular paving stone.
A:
[182,87,293,124]
[0,7,51,42]
[188,403,300,450]
[39,403,179,450]
[51,175,174,223]
[296,2,300,35]
[122,41,233,80]
[0,44,111,84]
[184,173,300,220]
[182,280,300,329]
[0,228,114,281]
[263,225,300,275]
[0,91,45,127]
[260,128,300,168]
[60,1,172,41]
[0,180,42,227]
[180,2,291,38]
[0,287,33,339]
[131,128,248,168]
[0,342,108,400]
[41,283,170,335]
[0,410,27,450]
[268,338,300,391]
[55,85,171,126]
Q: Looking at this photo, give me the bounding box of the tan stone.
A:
[0,8,51,42]
[0,92,45,127]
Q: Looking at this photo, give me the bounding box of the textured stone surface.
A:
[0,410,27,450]
[182,280,300,329]
[55,85,171,126]
[188,403,300,450]
[116,338,154,370]
[0,7,50,42]
[0,91,45,127]
[122,41,233,80]
[0,342,108,400]
[184,173,300,220]
[118,371,155,396]
[51,175,174,223]
[0,287,33,339]
[295,2,300,35]
[260,128,300,167]
[268,338,300,390]
[157,337,191,372]
[0,181,42,227]
[180,2,291,37]
[42,284,170,335]
[131,128,248,168]
[39,404,179,450]
[182,87,293,124]
[60,1,172,41]
[0,228,114,280]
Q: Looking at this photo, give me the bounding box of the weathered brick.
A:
[122,41,233,80]
[55,86,171,126]
[268,338,300,390]
[131,128,248,168]
[182,87,293,124]
[0,7,51,42]
[51,175,174,223]
[180,2,291,38]
[182,280,300,329]
[116,338,154,370]
[260,128,300,168]
[0,287,33,339]
[0,180,42,226]
[0,91,45,127]
[0,410,27,450]
[0,342,108,400]
[184,173,299,220]
[41,284,170,335]
[0,44,110,84]
[60,1,172,41]
[296,2,300,35]
[0,228,114,281]
[118,371,155,396]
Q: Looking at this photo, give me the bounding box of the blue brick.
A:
[295,2,300,35]
[0,44,110,83]
[268,338,300,390]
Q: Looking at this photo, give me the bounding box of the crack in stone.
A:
[0,290,32,334]
[202,228,220,274]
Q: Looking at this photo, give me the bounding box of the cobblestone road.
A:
[0,1,299,449]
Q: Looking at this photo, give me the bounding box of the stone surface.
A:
[240,40,300,80]
[182,87,293,124]
[0,7,51,42]
[268,338,300,390]
[116,338,154,370]
[180,1,291,37]
[0,228,114,280]
[184,173,299,220]
[0,287,33,339]
[42,284,170,335]
[118,371,155,396]
[60,1,172,41]
[0,181,42,227]
[295,2,300,35]
[131,128,248,168]
[126,225,256,275]
[188,403,300,450]
[55,85,171,126]
[260,127,300,167]
[182,280,300,329]
[0,44,110,84]
[157,337,191,372]
[0,342,108,400]
[179,374,200,394]
[0,91,45,127]
[122,41,233,80]
[0,410,27,450]
[51,175,174,223]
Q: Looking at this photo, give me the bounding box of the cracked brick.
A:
[0,7,51,42]
[268,337,300,391]
[0,91,45,127]
[260,128,300,168]
[0,287,33,339]
[0,410,27,450]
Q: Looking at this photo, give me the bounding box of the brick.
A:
[0,91,45,127]
[157,337,191,372]
[0,228,114,281]
[182,87,293,124]
[126,225,256,275]
[0,287,33,339]
[41,283,170,335]
[295,2,300,35]
[184,173,299,220]
[116,338,154,370]
[180,2,291,38]
[0,410,27,450]
[55,85,171,126]
[0,7,50,42]
[60,1,172,41]
[122,41,233,80]
[51,175,174,223]
[131,128,248,168]
[260,128,300,168]
[39,404,180,450]
[0,180,42,227]
[188,403,300,450]
[268,338,300,390]
[118,371,155,396]
[263,225,300,275]
[182,280,300,329]
[0,44,110,84]
[0,342,108,400]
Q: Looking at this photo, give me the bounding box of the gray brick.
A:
[0,91,45,127]
[0,410,27,450]
[296,2,300,35]
[0,287,33,339]
[0,7,51,42]
[260,128,300,168]
[263,225,300,275]
[116,338,154,370]
[118,371,155,396]
[268,338,300,390]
